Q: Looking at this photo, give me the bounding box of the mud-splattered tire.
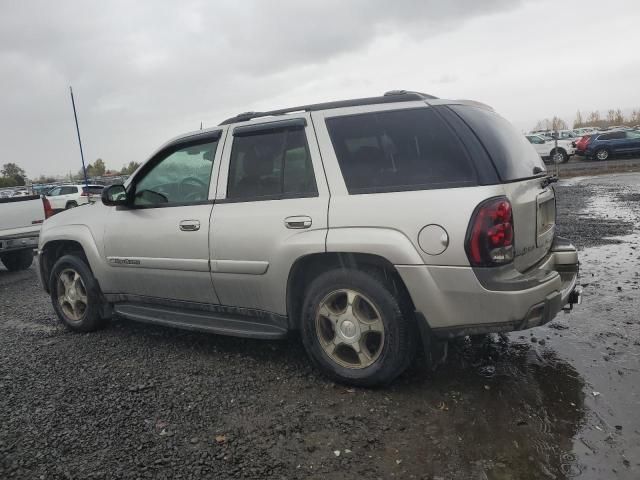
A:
[50,254,108,332]
[300,269,416,387]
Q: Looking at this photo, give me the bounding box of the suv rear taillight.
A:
[465,197,514,267]
[42,196,53,219]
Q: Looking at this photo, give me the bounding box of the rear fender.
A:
[326,227,424,265]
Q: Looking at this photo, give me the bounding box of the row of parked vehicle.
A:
[573,129,640,161]
[526,126,640,162]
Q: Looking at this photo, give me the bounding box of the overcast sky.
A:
[2,0,639,178]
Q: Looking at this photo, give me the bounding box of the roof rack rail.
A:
[219,90,437,125]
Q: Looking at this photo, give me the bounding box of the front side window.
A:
[47,187,62,196]
[326,107,477,194]
[227,127,317,200]
[133,140,218,207]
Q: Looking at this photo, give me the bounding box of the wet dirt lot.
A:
[1,173,639,480]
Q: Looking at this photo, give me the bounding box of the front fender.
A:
[39,224,107,286]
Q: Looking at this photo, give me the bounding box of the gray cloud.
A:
[2,0,637,177]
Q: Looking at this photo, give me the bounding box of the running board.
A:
[113,303,288,340]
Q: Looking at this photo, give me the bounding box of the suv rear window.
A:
[326,107,477,194]
[449,105,546,182]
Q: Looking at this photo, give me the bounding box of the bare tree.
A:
[551,116,568,130]
[614,109,625,125]
[587,111,601,125]
[574,110,583,128]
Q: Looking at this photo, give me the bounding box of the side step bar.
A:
[113,303,288,340]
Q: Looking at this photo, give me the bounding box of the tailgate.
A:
[0,196,45,235]
[502,178,555,272]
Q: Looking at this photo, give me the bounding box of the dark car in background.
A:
[584,130,640,160]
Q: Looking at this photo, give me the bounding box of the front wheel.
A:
[300,269,416,387]
[0,249,34,271]
[50,254,108,332]
[595,148,610,161]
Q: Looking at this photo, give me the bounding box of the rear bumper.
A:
[397,236,580,338]
[0,234,39,254]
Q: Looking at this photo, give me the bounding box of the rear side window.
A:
[326,108,477,194]
[450,105,546,182]
[227,127,317,200]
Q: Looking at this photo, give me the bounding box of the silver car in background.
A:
[36,91,581,386]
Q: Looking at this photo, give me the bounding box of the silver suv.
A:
[37,91,581,386]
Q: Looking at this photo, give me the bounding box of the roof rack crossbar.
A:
[219,91,437,125]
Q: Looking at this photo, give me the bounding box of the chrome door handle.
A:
[285,216,312,229]
[179,220,200,232]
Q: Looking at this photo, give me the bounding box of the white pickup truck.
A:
[0,195,50,271]
[525,134,576,163]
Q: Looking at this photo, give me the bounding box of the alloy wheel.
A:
[57,268,88,322]
[315,289,385,369]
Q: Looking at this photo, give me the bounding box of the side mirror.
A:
[101,184,128,206]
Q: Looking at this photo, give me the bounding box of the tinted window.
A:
[326,108,477,194]
[83,186,104,195]
[627,131,640,139]
[60,186,77,195]
[47,187,62,196]
[227,127,317,200]
[450,105,546,181]
[133,140,218,206]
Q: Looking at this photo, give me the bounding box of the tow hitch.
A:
[563,286,583,312]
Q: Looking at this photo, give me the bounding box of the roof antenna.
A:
[69,86,89,189]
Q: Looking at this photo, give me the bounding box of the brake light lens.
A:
[465,197,514,267]
[42,196,54,219]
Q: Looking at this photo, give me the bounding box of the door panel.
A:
[102,130,225,304]
[103,204,217,303]
[210,114,329,315]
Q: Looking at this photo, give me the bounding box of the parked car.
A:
[584,130,640,160]
[36,91,581,386]
[574,135,593,155]
[45,184,105,211]
[1,193,52,271]
[525,134,575,163]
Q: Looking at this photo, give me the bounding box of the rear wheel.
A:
[0,249,34,271]
[300,269,416,387]
[551,149,568,163]
[50,254,108,332]
[66,201,78,209]
[595,148,610,161]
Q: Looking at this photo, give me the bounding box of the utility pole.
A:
[69,86,89,188]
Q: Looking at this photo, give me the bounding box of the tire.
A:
[0,249,34,271]
[595,148,610,161]
[66,201,78,209]
[551,149,568,164]
[49,254,108,332]
[300,268,416,387]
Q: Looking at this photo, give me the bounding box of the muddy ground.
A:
[1,173,638,480]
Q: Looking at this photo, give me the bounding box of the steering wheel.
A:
[180,176,208,202]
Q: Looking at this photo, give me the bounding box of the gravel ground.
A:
[1,174,639,480]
